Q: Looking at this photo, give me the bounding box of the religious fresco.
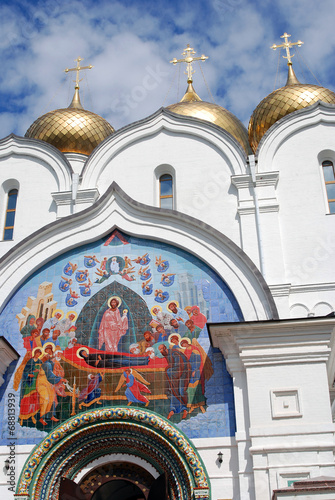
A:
[0,230,243,445]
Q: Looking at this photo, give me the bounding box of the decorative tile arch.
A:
[16,407,210,500]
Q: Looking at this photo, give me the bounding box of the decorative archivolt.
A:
[16,407,209,500]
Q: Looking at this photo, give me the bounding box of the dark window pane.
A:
[5,211,15,227]
[160,179,172,196]
[323,165,335,182]
[329,201,335,214]
[160,174,172,181]
[3,228,13,240]
[160,197,173,209]
[326,183,335,200]
[7,190,18,210]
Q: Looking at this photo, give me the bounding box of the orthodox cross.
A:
[271,32,304,64]
[64,57,93,88]
[170,44,208,82]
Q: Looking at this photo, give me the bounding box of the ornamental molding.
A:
[208,317,335,368]
[16,407,210,499]
[52,188,100,206]
[231,171,279,189]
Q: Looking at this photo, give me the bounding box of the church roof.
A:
[248,33,335,152]
[25,58,114,156]
[166,44,250,154]
[166,81,250,154]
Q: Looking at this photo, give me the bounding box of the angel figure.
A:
[124,256,132,269]
[120,266,136,281]
[138,265,151,280]
[160,273,176,287]
[155,256,169,272]
[115,368,151,406]
[142,278,153,295]
[63,261,78,276]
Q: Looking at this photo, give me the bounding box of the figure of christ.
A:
[98,298,128,352]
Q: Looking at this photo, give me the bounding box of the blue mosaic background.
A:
[0,231,243,444]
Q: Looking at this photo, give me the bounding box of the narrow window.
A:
[160,174,173,209]
[3,189,18,240]
[322,161,335,214]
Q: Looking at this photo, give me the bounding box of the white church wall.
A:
[209,318,335,500]
[81,112,248,247]
[0,136,73,257]
[257,104,335,293]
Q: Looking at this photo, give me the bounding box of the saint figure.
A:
[98,298,128,352]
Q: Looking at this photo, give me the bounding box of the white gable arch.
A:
[0,134,73,192]
[81,109,248,191]
[257,102,335,170]
[0,182,277,321]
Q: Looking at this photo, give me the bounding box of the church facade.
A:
[0,39,334,500]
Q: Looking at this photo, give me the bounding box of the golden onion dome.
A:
[166,80,250,154]
[248,64,335,152]
[25,87,114,155]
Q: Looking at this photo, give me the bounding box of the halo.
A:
[168,333,181,345]
[107,296,121,308]
[43,342,55,352]
[66,310,78,321]
[167,300,179,311]
[151,305,162,316]
[53,309,64,320]
[180,337,191,345]
[32,347,43,358]
[76,346,89,359]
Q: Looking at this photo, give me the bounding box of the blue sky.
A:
[1,0,335,138]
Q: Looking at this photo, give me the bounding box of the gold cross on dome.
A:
[64,57,93,88]
[170,44,208,82]
[270,33,304,64]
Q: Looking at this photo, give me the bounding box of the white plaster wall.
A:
[0,445,34,499]
[246,361,332,429]
[95,130,242,245]
[0,156,61,256]
[259,121,335,288]
[192,437,239,500]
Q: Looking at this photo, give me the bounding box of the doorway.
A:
[91,479,145,500]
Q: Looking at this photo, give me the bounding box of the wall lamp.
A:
[4,459,9,472]
[217,451,223,464]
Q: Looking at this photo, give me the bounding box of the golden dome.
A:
[248,64,335,152]
[25,88,114,155]
[166,81,250,154]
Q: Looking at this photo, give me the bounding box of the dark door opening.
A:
[91,479,145,500]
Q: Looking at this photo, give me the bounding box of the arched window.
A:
[322,161,335,214]
[159,174,173,209]
[3,189,18,240]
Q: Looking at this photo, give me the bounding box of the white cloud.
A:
[0,0,335,139]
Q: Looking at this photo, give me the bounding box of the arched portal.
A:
[16,407,210,500]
